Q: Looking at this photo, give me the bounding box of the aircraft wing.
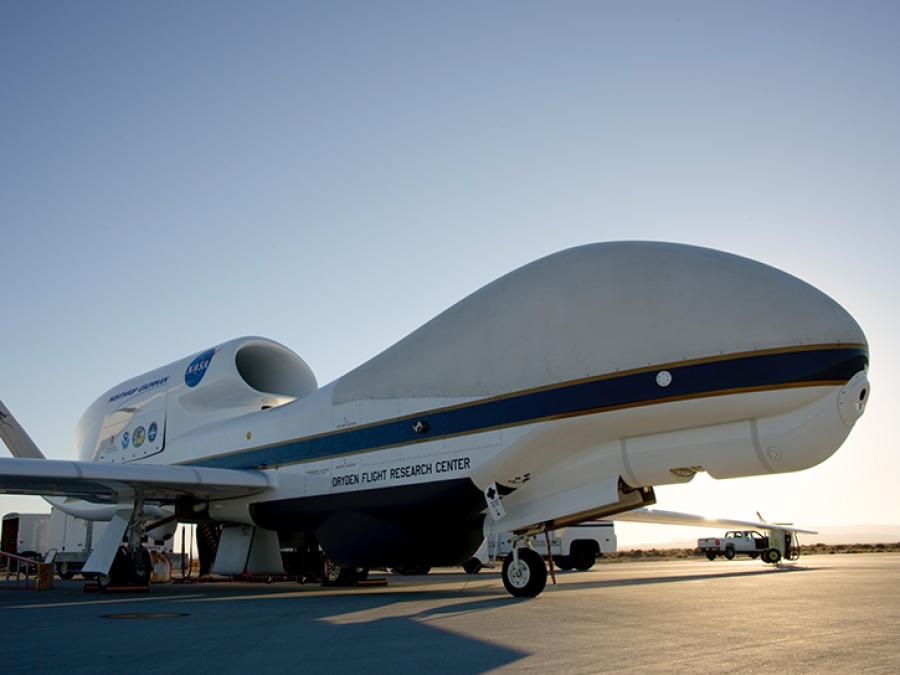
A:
[613,507,818,535]
[0,400,44,459]
[0,456,276,504]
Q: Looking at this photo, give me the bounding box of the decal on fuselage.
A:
[330,456,472,489]
[108,376,169,403]
[185,348,217,388]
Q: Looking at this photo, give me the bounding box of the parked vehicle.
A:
[1,512,50,561]
[466,521,617,573]
[3,509,177,580]
[47,508,111,579]
[697,530,769,560]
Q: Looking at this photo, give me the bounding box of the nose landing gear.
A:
[502,547,547,597]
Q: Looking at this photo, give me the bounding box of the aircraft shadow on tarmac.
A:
[2,583,528,673]
[2,566,814,673]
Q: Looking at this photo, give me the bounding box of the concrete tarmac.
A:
[1,553,898,673]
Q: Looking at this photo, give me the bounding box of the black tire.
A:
[57,562,76,580]
[502,548,547,598]
[705,551,716,561]
[107,546,151,587]
[323,558,341,584]
[573,552,596,571]
[764,548,782,564]
[554,555,574,571]
[322,558,359,586]
[724,547,735,560]
[463,558,483,575]
[133,547,152,586]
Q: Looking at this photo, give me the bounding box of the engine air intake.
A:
[235,343,317,398]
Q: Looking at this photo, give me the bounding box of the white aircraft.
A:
[0,242,869,597]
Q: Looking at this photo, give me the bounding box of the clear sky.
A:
[1,2,898,546]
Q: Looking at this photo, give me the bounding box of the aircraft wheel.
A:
[502,549,547,598]
[764,548,782,564]
[133,547,152,586]
[57,562,75,580]
[323,557,341,584]
[323,558,347,585]
[463,558,483,575]
[323,558,365,586]
[705,551,716,561]
[724,547,735,560]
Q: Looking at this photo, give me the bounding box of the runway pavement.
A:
[1,553,898,673]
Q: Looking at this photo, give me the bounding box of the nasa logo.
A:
[122,431,130,449]
[185,348,217,388]
[148,422,158,443]
[133,426,146,448]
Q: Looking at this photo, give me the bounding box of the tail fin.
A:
[0,400,46,459]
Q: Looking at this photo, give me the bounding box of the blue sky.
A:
[1,2,898,544]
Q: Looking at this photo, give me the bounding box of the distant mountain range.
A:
[621,524,900,550]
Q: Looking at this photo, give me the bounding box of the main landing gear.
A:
[99,545,152,589]
[501,547,547,598]
[88,497,153,591]
[322,558,369,586]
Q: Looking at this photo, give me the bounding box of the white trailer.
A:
[1,512,51,560]
[467,521,617,573]
[48,508,109,578]
[5,509,177,580]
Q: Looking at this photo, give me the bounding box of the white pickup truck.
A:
[465,521,617,573]
[698,530,769,560]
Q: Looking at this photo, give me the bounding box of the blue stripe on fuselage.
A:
[187,346,867,470]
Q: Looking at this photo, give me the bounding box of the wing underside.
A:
[0,456,275,504]
[614,507,817,534]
